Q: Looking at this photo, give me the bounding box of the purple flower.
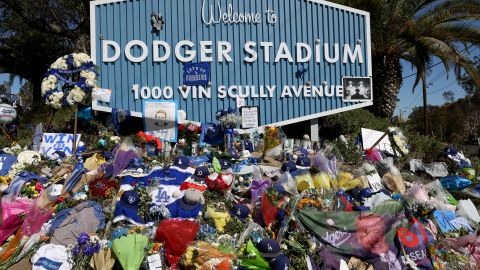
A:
[77,232,90,246]
[72,245,80,257]
[83,245,95,257]
[93,242,101,253]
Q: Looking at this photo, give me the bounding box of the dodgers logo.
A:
[128,196,136,204]
[156,188,171,203]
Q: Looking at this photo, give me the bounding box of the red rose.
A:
[57,197,64,203]
[34,182,44,192]
[178,124,185,132]
[137,131,145,137]
[196,126,202,133]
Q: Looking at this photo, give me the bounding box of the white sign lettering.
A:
[102,39,363,65]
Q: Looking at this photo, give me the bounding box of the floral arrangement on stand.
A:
[41,53,96,109]
[68,233,110,269]
[177,123,202,155]
[215,109,242,150]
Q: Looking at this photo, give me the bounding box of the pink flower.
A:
[188,125,196,132]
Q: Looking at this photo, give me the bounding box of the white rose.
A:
[48,75,57,83]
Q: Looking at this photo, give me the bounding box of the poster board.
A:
[40,133,82,159]
[241,106,260,129]
[143,100,178,142]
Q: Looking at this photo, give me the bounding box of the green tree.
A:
[331,0,480,133]
[459,56,480,96]
[0,0,90,104]
[442,90,455,103]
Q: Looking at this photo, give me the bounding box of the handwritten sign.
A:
[241,106,259,129]
[40,133,81,159]
[367,173,385,192]
[183,62,210,86]
[92,87,112,103]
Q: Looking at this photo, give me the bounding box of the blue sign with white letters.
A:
[184,62,210,86]
[91,0,372,126]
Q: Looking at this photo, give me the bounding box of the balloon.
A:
[440,175,472,191]
[0,103,17,124]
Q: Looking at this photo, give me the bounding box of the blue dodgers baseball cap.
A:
[296,156,311,169]
[113,190,144,225]
[192,166,210,181]
[280,161,297,174]
[269,254,290,270]
[173,156,190,169]
[219,159,231,170]
[257,238,281,259]
[229,204,250,220]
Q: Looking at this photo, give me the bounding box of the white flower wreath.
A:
[41,53,96,109]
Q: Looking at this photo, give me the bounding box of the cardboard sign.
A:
[367,173,385,192]
[361,128,397,156]
[92,87,112,103]
[241,106,259,129]
[40,133,81,159]
[143,100,178,142]
[183,62,210,86]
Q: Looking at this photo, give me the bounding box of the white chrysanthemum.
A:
[47,75,57,83]
[41,80,55,94]
[51,57,68,70]
[66,87,85,105]
[80,70,96,87]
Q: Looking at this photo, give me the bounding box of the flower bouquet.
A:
[19,181,44,199]
[215,109,241,150]
[177,123,202,155]
[68,233,110,269]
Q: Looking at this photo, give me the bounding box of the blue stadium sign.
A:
[90,0,372,126]
[183,62,210,86]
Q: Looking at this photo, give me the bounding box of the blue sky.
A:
[0,54,475,118]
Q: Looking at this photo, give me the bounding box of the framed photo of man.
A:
[143,100,178,142]
[342,77,373,102]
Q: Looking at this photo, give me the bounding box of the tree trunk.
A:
[369,54,403,119]
[422,79,428,135]
[31,75,43,107]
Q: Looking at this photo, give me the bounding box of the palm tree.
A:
[331,0,480,133]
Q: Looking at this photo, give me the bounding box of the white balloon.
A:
[178,110,187,121]
[0,103,17,124]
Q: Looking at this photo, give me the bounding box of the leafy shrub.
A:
[321,109,391,137]
[331,138,363,165]
[407,133,446,163]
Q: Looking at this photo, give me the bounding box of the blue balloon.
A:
[440,175,472,191]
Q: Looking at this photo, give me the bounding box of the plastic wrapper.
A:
[312,172,333,190]
[276,172,298,195]
[237,222,265,248]
[21,203,52,237]
[155,219,200,266]
[376,157,401,177]
[250,178,271,204]
[311,153,338,177]
[337,172,363,191]
[0,198,32,245]
[440,175,472,192]
[365,148,382,162]
[295,171,314,191]
[265,144,282,159]
[112,233,148,270]
[181,241,236,269]
[239,240,269,269]
[0,228,23,261]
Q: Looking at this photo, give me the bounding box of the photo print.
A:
[342,77,373,102]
